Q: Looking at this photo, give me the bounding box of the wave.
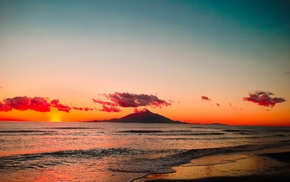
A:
[0,130,56,136]
[0,130,49,133]
[2,140,290,175]
[118,130,224,136]
[119,130,192,133]
[119,130,166,133]
[223,128,290,133]
[109,140,290,174]
[46,127,99,130]
[0,148,176,172]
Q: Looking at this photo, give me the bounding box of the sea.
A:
[1,122,290,182]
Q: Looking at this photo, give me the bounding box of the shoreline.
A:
[133,145,290,182]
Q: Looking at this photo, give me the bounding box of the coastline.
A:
[133,145,290,182]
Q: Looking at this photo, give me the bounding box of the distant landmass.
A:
[89,109,182,124]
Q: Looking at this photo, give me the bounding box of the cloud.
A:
[99,105,121,112]
[243,91,286,107]
[201,96,211,101]
[29,97,51,112]
[50,99,71,113]
[134,108,148,113]
[108,92,171,108]
[1,93,171,113]
[72,106,84,111]
[3,96,51,112]
[285,71,290,75]
[72,106,94,111]
[201,96,220,107]
[0,102,12,112]
[93,92,171,112]
[4,96,30,111]
[92,98,120,112]
[0,96,97,113]
[92,99,117,106]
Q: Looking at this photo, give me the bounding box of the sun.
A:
[50,115,61,122]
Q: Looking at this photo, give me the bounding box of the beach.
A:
[134,145,290,182]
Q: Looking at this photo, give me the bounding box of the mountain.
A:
[91,109,181,124]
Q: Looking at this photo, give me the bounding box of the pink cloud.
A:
[50,99,71,113]
[99,105,121,112]
[3,96,50,112]
[29,97,51,112]
[134,108,148,113]
[0,102,12,112]
[0,96,98,113]
[243,91,286,107]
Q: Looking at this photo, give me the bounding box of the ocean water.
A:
[1,122,290,182]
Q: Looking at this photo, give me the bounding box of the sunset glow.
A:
[50,114,61,122]
[0,0,289,126]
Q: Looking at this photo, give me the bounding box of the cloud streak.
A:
[72,106,94,111]
[243,91,286,107]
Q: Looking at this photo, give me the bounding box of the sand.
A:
[134,145,290,182]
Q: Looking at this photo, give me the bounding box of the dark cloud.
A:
[93,92,171,112]
[3,96,50,112]
[50,99,71,113]
[216,103,220,107]
[201,96,211,101]
[107,92,171,108]
[243,91,286,107]
[285,71,290,75]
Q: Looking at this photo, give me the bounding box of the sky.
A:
[0,0,290,126]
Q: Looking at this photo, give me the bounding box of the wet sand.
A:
[134,145,290,182]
